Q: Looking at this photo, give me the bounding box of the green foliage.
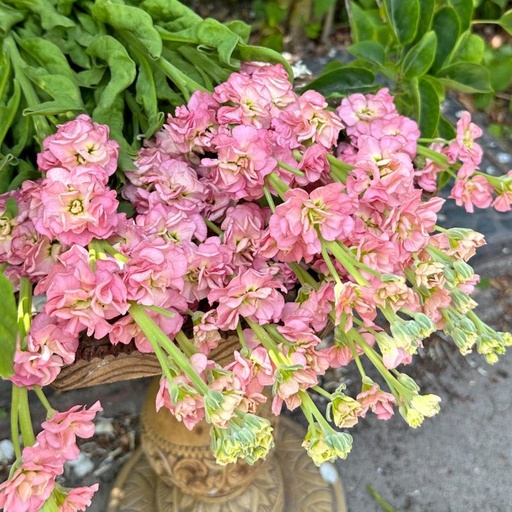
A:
[0,0,290,192]
[305,0,498,138]
[0,270,17,378]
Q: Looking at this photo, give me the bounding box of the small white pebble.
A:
[94,419,115,437]
[0,439,15,464]
[66,452,95,478]
[497,152,512,164]
[319,462,339,484]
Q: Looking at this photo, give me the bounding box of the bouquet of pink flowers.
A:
[1,61,511,511]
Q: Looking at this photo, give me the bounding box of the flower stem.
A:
[16,386,35,447]
[17,277,32,350]
[34,386,55,417]
[205,218,223,236]
[266,172,290,199]
[324,240,369,286]
[277,160,305,177]
[129,304,209,395]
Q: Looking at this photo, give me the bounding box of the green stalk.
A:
[324,240,369,286]
[17,277,32,350]
[34,386,55,417]
[265,172,290,199]
[205,218,223,236]
[158,58,207,100]
[16,386,35,447]
[277,159,305,177]
[416,145,450,167]
[129,304,209,395]
[175,330,198,358]
[10,386,21,460]
[3,35,52,144]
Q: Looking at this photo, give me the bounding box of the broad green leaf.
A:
[0,79,21,147]
[4,0,75,30]
[195,18,241,67]
[0,3,25,35]
[448,0,473,32]
[402,31,437,80]
[349,2,375,43]
[179,46,231,84]
[0,155,15,194]
[302,67,375,98]
[22,67,83,115]
[8,167,40,191]
[0,271,17,378]
[347,41,386,69]
[92,0,162,59]
[383,0,420,44]
[437,63,493,93]
[415,77,440,138]
[488,55,512,92]
[414,0,435,42]
[140,0,202,25]
[430,7,460,73]
[76,68,106,88]
[133,52,162,138]
[498,10,512,36]
[422,75,445,101]
[17,37,75,82]
[0,50,11,102]
[452,33,485,64]
[225,20,251,43]
[86,36,137,111]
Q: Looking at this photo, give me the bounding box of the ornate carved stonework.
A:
[108,380,347,511]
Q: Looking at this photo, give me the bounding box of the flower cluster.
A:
[0,402,101,511]
[1,62,511,511]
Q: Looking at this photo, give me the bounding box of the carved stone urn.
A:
[53,337,347,511]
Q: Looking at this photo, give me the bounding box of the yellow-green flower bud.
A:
[410,394,441,418]
[399,405,424,428]
[328,393,362,428]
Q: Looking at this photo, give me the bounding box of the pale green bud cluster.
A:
[476,326,512,365]
[326,386,362,428]
[302,422,353,467]
[205,389,244,428]
[210,412,274,466]
[442,309,478,355]
[399,394,441,429]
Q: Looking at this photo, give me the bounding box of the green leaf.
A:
[348,2,375,43]
[92,0,163,59]
[194,18,242,67]
[0,155,15,194]
[8,0,75,30]
[415,77,440,138]
[0,271,17,378]
[488,55,512,92]
[437,63,493,93]
[430,6,460,73]
[86,35,137,111]
[0,79,21,147]
[302,67,375,98]
[402,31,437,80]
[347,41,386,69]
[8,167,41,190]
[498,10,512,36]
[448,0,473,32]
[452,33,485,64]
[0,3,25,36]
[140,0,202,25]
[22,67,84,115]
[414,0,435,42]
[17,37,75,82]
[225,20,251,43]
[383,0,420,44]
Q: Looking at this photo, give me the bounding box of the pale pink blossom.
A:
[445,111,483,169]
[270,182,358,262]
[37,114,119,176]
[30,167,120,246]
[59,484,99,512]
[202,125,276,201]
[208,266,286,330]
[357,383,397,420]
[37,245,129,339]
[449,175,494,212]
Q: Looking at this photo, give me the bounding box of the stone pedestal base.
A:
[107,416,346,512]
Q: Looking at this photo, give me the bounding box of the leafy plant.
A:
[305,0,512,139]
[0,0,289,190]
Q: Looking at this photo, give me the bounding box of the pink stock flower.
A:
[30,167,120,246]
[37,245,129,339]
[336,88,396,141]
[269,182,357,263]
[295,143,330,186]
[492,171,512,212]
[445,111,483,169]
[357,383,397,420]
[276,90,344,149]
[449,175,494,213]
[59,484,99,512]
[0,461,56,512]
[202,125,276,201]
[37,114,119,176]
[182,237,234,302]
[9,314,78,389]
[208,266,286,330]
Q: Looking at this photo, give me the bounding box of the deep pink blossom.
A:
[59,484,99,512]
